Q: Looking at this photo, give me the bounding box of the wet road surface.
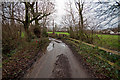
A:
[24,38,90,78]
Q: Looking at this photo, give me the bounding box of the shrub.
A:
[33,28,41,38]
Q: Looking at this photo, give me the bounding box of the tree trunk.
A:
[24,23,31,41]
[91,30,94,44]
[78,10,84,41]
[24,2,31,41]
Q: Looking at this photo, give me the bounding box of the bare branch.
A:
[3,15,24,24]
[30,13,50,23]
[37,13,51,21]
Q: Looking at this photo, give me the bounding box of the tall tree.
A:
[3,2,51,41]
[95,0,120,28]
[74,0,85,40]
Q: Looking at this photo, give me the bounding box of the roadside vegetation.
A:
[2,1,55,79]
[2,24,50,78]
[3,38,50,78]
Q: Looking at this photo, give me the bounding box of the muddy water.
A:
[24,38,90,78]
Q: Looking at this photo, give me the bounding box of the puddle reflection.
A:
[47,42,54,51]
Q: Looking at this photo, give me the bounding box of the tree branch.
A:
[37,13,50,20]
[29,12,43,23]
[30,13,50,23]
[3,15,24,24]
[116,1,120,6]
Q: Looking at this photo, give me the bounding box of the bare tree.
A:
[61,14,75,38]
[65,0,77,26]
[74,0,85,40]
[2,2,51,41]
[95,0,120,28]
[40,0,55,31]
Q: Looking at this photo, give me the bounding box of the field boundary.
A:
[68,38,120,56]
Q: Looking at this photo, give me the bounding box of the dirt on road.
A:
[24,38,92,78]
[52,54,71,78]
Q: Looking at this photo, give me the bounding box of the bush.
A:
[2,24,20,55]
[42,27,48,37]
[33,28,41,38]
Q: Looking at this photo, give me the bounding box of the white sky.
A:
[54,0,119,29]
[54,0,66,25]
[54,0,101,24]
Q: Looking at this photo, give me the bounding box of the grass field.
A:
[48,32,119,51]
[94,34,119,51]
[47,32,70,35]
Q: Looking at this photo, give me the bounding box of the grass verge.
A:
[2,37,50,79]
[62,37,120,79]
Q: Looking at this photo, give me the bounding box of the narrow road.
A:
[24,38,90,78]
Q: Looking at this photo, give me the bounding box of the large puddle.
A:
[47,42,54,51]
[47,38,66,52]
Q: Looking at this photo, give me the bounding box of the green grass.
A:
[47,32,70,35]
[94,34,119,51]
[65,39,120,79]
[21,32,25,38]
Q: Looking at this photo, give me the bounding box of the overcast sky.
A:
[54,0,66,25]
[54,0,119,29]
[54,0,103,24]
